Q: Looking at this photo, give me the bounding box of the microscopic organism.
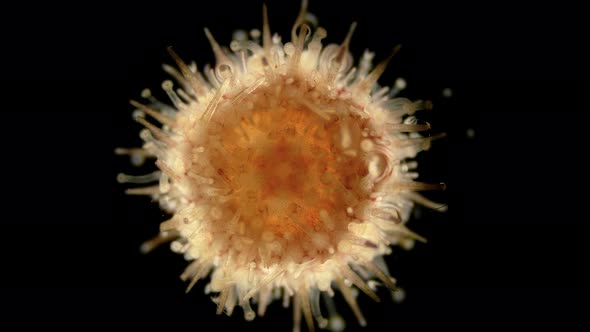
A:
[117,1,445,331]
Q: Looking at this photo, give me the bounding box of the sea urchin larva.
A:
[117,1,445,331]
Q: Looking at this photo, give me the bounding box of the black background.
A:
[2,0,589,331]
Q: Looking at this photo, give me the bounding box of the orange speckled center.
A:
[206,102,368,257]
